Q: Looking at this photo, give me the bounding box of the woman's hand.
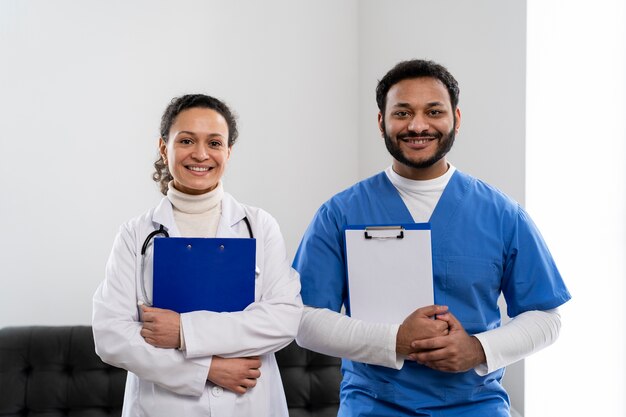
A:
[140,305,181,349]
[208,356,262,394]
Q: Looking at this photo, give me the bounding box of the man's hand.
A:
[396,305,450,356]
[208,356,262,394]
[140,305,181,349]
[408,311,486,373]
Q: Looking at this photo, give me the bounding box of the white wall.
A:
[0,0,359,326]
[1,0,528,414]
[357,0,526,204]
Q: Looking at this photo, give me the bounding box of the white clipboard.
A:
[344,224,434,325]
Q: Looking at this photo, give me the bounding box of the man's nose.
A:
[408,114,429,133]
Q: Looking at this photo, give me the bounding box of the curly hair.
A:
[152,94,239,195]
[375,59,460,115]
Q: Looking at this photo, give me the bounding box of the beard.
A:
[383,122,456,170]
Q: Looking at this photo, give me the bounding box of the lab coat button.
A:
[211,386,223,397]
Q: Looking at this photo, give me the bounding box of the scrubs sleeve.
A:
[92,222,209,397]
[292,203,346,311]
[181,211,303,359]
[501,206,571,317]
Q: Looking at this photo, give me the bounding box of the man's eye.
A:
[395,111,410,118]
[428,110,442,116]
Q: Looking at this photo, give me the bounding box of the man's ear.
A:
[377,112,385,137]
[454,107,462,134]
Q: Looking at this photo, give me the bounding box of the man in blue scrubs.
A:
[293,59,570,416]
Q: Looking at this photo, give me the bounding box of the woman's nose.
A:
[192,145,209,160]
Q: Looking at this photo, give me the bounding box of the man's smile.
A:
[400,137,435,145]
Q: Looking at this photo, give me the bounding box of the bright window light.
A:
[526,1,626,416]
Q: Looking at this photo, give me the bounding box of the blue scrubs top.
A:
[293,170,571,417]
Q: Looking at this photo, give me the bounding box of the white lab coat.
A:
[92,192,303,417]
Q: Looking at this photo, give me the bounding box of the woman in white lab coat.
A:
[92,94,303,417]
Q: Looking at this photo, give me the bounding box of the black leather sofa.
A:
[0,326,341,417]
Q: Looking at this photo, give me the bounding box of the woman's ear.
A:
[159,138,168,164]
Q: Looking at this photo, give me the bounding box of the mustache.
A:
[397,131,442,140]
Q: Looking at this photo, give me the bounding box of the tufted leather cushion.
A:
[0,326,126,417]
[0,326,340,417]
[275,341,342,417]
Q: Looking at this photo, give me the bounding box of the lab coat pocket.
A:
[137,381,199,416]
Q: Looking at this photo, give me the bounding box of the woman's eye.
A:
[180,138,193,145]
[209,141,223,148]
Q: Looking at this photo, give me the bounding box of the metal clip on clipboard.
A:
[345,223,433,324]
[364,226,404,240]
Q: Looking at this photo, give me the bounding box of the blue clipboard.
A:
[152,237,256,313]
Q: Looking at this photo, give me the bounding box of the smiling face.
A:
[159,107,231,195]
[378,77,461,180]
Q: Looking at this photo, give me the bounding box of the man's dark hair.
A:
[153,94,239,195]
[375,59,460,114]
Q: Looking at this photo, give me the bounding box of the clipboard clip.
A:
[364,226,404,240]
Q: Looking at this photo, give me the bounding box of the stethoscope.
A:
[139,216,254,306]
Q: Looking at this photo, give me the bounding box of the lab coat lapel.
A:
[151,193,247,238]
[151,197,182,237]
[218,192,261,279]
[216,192,247,238]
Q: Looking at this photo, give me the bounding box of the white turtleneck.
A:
[166,181,224,238]
[385,165,456,222]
